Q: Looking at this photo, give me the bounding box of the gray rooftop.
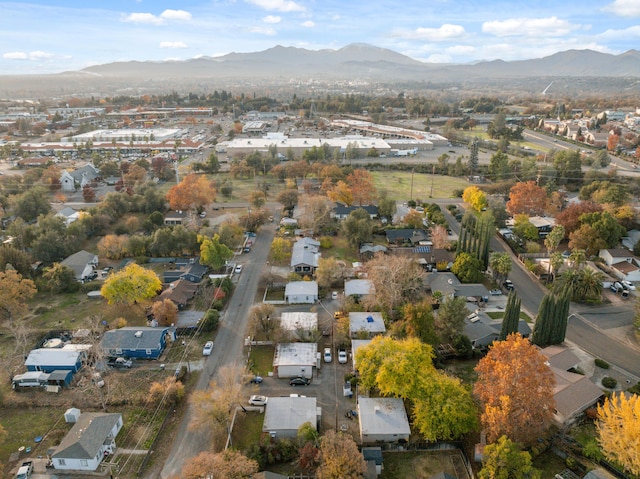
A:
[263,396,318,433]
[101,326,173,351]
[53,413,122,460]
[358,397,410,436]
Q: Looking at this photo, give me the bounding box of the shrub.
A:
[200,309,220,332]
[319,237,333,249]
[601,376,617,389]
[595,358,610,369]
[627,381,640,395]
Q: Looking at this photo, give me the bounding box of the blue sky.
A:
[1,0,640,74]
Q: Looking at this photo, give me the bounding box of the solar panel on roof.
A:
[413,246,431,253]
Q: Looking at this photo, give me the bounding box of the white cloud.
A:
[245,0,305,13]
[249,26,277,35]
[160,9,192,21]
[263,15,281,24]
[482,17,580,37]
[122,12,164,25]
[603,0,640,17]
[598,25,640,40]
[301,20,315,28]
[122,9,191,25]
[160,41,188,49]
[398,24,466,41]
[3,51,28,60]
[3,51,55,61]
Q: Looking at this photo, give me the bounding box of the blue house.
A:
[100,326,176,360]
[25,349,84,373]
[163,258,208,283]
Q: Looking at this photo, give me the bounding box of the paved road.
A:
[160,214,277,479]
[440,202,640,380]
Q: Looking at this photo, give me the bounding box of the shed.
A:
[284,281,318,304]
[25,349,84,373]
[358,397,411,443]
[349,312,386,338]
[52,412,123,472]
[263,396,319,439]
[47,370,74,387]
[273,342,317,379]
[100,326,176,360]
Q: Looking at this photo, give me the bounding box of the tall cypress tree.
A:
[532,293,553,347]
[499,290,521,341]
[532,287,572,347]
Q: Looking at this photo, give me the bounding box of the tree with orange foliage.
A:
[148,376,185,405]
[151,298,178,326]
[555,201,602,236]
[607,133,619,152]
[327,180,354,205]
[346,169,376,205]
[179,450,258,479]
[506,181,548,216]
[167,173,216,211]
[474,334,555,446]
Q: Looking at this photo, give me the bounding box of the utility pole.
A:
[430,164,435,198]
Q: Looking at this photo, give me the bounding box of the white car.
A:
[338,349,348,364]
[324,348,332,363]
[202,341,214,356]
[249,395,267,406]
[622,280,636,291]
[331,291,338,300]
[235,264,243,274]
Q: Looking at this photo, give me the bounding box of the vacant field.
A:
[249,345,275,376]
[230,411,264,453]
[381,450,471,479]
[371,171,468,202]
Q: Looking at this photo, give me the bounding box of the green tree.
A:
[100,263,161,305]
[401,300,438,345]
[489,252,512,284]
[377,192,397,219]
[41,263,80,294]
[457,210,494,269]
[270,237,292,263]
[479,436,541,479]
[435,296,468,343]
[199,234,234,270]
[452,252,484,283]
[531,286,572,347]
[341,208,374,249]
[468,137,479,173]
[499,291,521,341]
[488,151,510,180]
[9,187,51,221]
[512,214,539,242]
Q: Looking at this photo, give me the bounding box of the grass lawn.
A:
[381,450,467,479]
[323,236,358,264]
[442,358,479,384]
[248,345,275,376]
[486,310,533,322]
[231,411,264,454]
[370,171,468,202]
[533,449,570,478]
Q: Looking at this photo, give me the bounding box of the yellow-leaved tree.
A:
[597,393,640,476]
[474,333,555,446]
[462,185,487,212]
[100,263,161,305]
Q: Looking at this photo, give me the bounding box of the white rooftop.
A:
[358,397,411,436]
[349,312,386,335]
[281,312,318,331]
[263,396,318,433]
[273,343,318,367]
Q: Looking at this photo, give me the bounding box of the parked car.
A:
[250,375,263,384]
[338,349,348,364]
[289,377,311,386]
[622,280,636,291]
[324,348,332,363]
[611,282,624,293]
[107,357,132,369]
[202,341,214,356]
[248,395,268,406]
[235,264,243,274]
[102,266,113,274]
[331,291,338,300]
[489,289,502,296]
[503,280,514,291]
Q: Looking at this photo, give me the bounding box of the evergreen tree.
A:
[457,210,494,269]
[532,286,572,347]
[499,291,521,341]
[468,137,479,173]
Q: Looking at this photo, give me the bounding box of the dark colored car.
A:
[107,357,132,369]
[503,280,514,291]
[250,375,263,384]
[289,377,311,386]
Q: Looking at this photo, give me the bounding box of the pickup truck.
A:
[15,460,33,479]
[107,357,132,369]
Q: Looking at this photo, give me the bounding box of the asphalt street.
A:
[160,212,277,479]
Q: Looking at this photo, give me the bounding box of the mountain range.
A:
[1,43,640,99]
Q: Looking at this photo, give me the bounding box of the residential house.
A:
[349,312,386,338]
[25,349,84,374]
[464,310,531,351]
[273,342,317,379]
[100,326,176,360]
[69,163,100,188]
[17,156,52,168]
[263,396,319,439]
[385,229,428,246]
[358,397,411,443]
[52,412,123,472]
[56,206,80,226]
[164,210,187,226]
[344,279,374,302]
[599,248,635,267]
[284,281,318,304]
[156,279,198,310]
[280,312,318,340]
[332,203,379,221]
[163,258,208,283]
[60,250,99,281]
[359,243,388,259]
[60,170,76,192]
[506,216,555,238]
[351,339,372,372]
[540,345,604,426]
[599,248,640,282]
[584,131,610,148]
[426,272,489,302]
[622,230,640,251]
[290,237,320,274]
